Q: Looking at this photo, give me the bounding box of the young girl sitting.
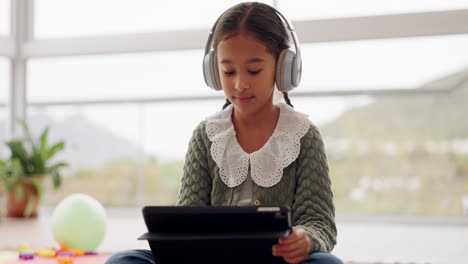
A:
[106,2,342,264]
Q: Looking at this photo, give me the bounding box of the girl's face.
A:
[216,33,276,116]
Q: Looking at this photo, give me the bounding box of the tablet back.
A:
[139,206,291,264]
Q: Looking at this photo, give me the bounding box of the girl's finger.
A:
[279,227,306,245]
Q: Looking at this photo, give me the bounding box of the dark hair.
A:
[212,2,293,109]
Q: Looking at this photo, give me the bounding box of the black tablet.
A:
[139,206,291,264]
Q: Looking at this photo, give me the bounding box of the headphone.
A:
[202,6,302,93]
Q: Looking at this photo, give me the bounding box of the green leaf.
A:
[11,158,25,176]
[29,178,44,199]
[18,119,39,153]
[48,162,68,189]
[31,152,46,174]
[47,142,65,160]
[40,127,49,161]
[0,160,6,177]
[49,162,69,171]
[50,170,62,189]
[5,181,16,193]
[7,140,27,156]
[14,184,24,201]
[40,127,49,152]
[24,195,36,217]
[7,141,31,173]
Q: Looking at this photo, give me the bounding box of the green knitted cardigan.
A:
[176,120,337,253]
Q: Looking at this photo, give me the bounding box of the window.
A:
[35,0,273,38]
[32,100,224,207]
[0,0,9,35]
[33,91,468,216]
[28,50,217,102]
[20,0,468,218]
[278,0,468,20]
[29,104,143,206]
[296,35,468,92]
[141,100,223,205]
[293,94,468,216]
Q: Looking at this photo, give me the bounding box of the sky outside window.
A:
[27,50,216,102]
[28,35,468,103]
[26,96,370,162]
[298,35,468,91]
[0,0,9,35]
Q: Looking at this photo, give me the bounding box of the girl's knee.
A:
[304,252,343,264]
[104,249,154,264]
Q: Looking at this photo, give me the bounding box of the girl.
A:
[106,2,342,264]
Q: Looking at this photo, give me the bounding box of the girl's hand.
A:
[272,227,310,264]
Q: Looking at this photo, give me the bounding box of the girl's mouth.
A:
[235,96,254,103]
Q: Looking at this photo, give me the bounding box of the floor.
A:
[2,207,468,264]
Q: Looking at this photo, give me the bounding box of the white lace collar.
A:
[205,102,311,188]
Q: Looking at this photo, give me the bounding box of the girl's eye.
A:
[223,69,262,76]
[249,69,262,75]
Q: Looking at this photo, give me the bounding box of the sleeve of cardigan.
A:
[176,121,212,206]
[293,124,337,253]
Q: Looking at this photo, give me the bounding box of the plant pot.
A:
[6,175,46,218]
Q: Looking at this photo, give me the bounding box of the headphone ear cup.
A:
[275,50,287,92]
[202,51,222,91]
[203,51,214,89]
[276,49,296,92]
[210,52,222,91]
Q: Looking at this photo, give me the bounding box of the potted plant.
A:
[0,121,68,217]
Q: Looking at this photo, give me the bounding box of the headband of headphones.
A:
[202,5,302,92]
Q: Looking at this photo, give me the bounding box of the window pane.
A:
[292,93,468,217]
[0,58,8,156]
[296,35,468,92]
[28,50,218,102]
[29,35,468,102]
[0,0,9,35]
[29,104,143,207]
[0,57,8,103]
[142,101,223,162]
[30,101,224,207]
[35,0,273,38]
[30,90,468,216]
[278,0,468,20]
[141,100,224,205]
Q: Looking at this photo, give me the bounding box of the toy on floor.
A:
[36,248,56,258]
[19,251,35,260]
[51,194,107,251]
[56,256,74,264]
[17,242,98,263]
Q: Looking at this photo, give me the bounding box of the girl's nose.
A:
[234,74,250,91]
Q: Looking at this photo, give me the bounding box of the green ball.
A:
[52,194,107,251]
